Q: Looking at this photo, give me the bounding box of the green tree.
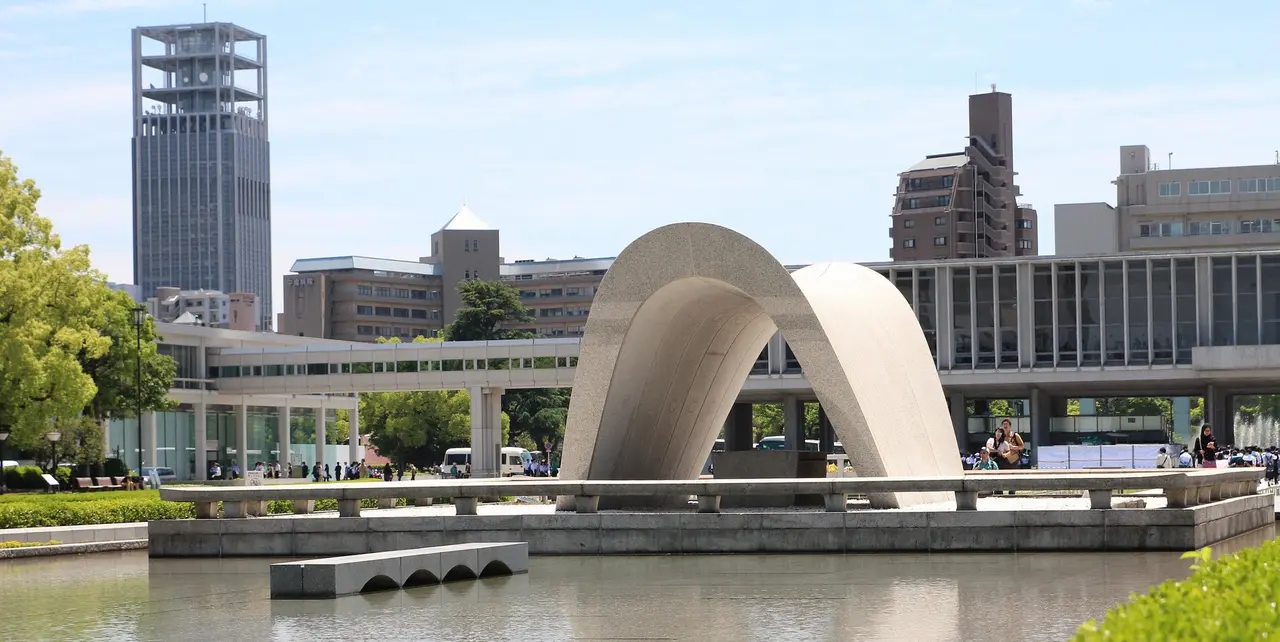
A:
[0,152,111,452]
[504,387,569,451]
[442,280,535,341]
[77,289,177,426]
[753,403,783,442]
[1236,395,1280,426]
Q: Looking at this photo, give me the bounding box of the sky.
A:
[3,0,1280,318]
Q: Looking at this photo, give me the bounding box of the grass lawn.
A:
[0,490,160,504]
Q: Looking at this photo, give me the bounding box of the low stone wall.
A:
[0,540,148,560]
[149,494,1275,557]
[1,523,147,544]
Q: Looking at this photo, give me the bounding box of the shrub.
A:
[3,466,45,490]
[53,467,71,489]
[0,540,62,548]
[0,497,194,529]
[104,458,128,477]
[1074,541,1280,640]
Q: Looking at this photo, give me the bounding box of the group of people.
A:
[1154,424,1280,484]
[962,418,1028,471]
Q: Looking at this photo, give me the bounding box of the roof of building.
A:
[499,256,616,277]
[437,205,493,232]
[904,153,968,173]
[289,256,441,276]
[171,311,202,325]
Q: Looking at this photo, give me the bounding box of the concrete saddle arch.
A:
[558,222,961,509]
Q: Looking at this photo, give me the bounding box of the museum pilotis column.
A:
[470,387,504,478]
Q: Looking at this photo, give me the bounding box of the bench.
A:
[74,477,103,492]
[269,542,528,599]
[95,477,122,490]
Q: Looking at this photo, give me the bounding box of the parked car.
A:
[140,467,177,487]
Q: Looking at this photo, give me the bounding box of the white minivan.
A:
[441,447,532,477]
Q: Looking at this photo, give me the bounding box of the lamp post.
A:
[132,305,146,476]
[46,428,61,476]
[0,429,9,494]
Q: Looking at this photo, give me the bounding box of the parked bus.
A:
[755,436,821,451]
[440,447,532,477]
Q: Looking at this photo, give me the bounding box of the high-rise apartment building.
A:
[280,206,609,341]
[1055,145,1280,256]
[890,90,1038,261]
[131,22,273,331]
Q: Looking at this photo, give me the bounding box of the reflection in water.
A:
[0,524,1272,642]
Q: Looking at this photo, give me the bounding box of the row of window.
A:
[354,285,441,300]
[463,239,481,252]
[534,306,590,318]
[355,326,442,338]
[518,286,594,299]
[905,175,954,192]
[1015,219,1034,229]
[901,195,951,210]
[1158,178,1280,197]
[1136,219,1279,238]
[354,305,442,320]
[901,237,949,249]
[214,355,579,378]
[503,269,608,283]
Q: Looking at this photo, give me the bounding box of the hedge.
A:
[0,540,61,548]
[0,497,193,529]
[1074,541,1280,640]
[2,466,71,490]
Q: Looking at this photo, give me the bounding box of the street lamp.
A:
[0,429,9,494]
[45,428,61,476]
[132,305,146,475]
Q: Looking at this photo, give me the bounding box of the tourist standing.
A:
[1195,425,1218,468]
[985,426,1010,468]
[972,449,999,471]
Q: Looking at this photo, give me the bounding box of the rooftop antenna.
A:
[1275,150,1278,164]
[203,3,207,22]
[990,83,997,93]
[1168,152,1173,170]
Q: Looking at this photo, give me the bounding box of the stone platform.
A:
[148,493,1275,557]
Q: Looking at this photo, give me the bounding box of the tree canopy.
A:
[443,279,535,341]
[0,151,176,456]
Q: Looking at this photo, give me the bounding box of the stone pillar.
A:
[279,404,291,466]
[1206,386,1232,445]
[315,403,327,469]
[470,386,504,478]
[818,405,835,453]
[194,402,208,481]
[348,403,361,463]
[100,418,111,461]
[1028,389,1053,466]
[144,412,158,470]
[236,403,249,477]
[782,396,803,450]
[948,393,967,451]
[1171,396,1192,445]
[724,402,754,451]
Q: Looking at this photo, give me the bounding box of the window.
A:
[393,308,410,318]
[356,285,373,296]
[903,219,915,228]
[357,325,374,335]
[902,195,951,210]
[902,239,916,248]
[1189,180,1230,195]
[411,289,427,299]
[356,305,373,315]
[1158,181,1181,197]
[1138,222,1183,238]
[374,286,392,298]
[1241,219,1280,233]
[411,309,427,319]
[1239,178,1280,193]
[1017,239,1033,249]
[934,216,947,226]
[1210,221,1231,235]
[394,288,410,299]
[464,270,471,279]
[374,306,391,316]
[933,236,947,246]
[1015,219,1033,229]
[906,175,954,191]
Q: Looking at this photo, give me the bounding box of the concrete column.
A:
[1028,389,1052,466]
[236,403,248,477]
[100,418,111,461]
[470,386,504,478]
[348,403,360,463]
[279,404,291,466]
[949,393,967,451]
[818,405,835,453]
[194,402,208,481]
[782,396,803,450]
[1171,396,1192,445]
[144,412,158,470]
[724,402,754,451]
[1206,386,1233,445]
[315,403,326,469]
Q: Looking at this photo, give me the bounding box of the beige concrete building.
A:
[890,89,1039,261]
[1056,145,1280,256]
[279,206,611,342]
[149,286,259,332]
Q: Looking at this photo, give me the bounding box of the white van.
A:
[441,447,531,477]
[755,436,821,452]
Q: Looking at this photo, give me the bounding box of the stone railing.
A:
[158,469,1264,518]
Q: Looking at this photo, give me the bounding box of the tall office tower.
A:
[890,90,1038,261]
[131,23,272,330]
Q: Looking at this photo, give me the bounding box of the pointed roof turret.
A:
[437,204,492,232]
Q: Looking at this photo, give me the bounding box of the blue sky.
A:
[3,0,1279,317]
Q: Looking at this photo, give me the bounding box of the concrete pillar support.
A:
[818,405,835,453]
[948,393,967,451]
[1171,396,1192,445]
[469,387,504,478]
[279,404,291,466]
[725,402,754,451]
[348,404,361,463]
[236,403,248,478]
[782,396,803,450]
[194,402,208,480]
[1028,389,1052,466]
[143,411,158,471]
[315,403,327,469]
[1206,385,1232,446]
